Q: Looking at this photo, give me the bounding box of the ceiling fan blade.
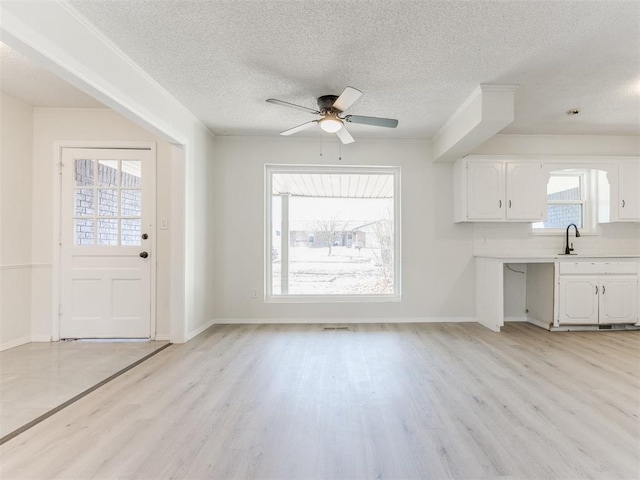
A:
[280,120,318,136]
[335,125,355,144]
[332,86,363,112]
[266,98,320,115]
[345,115,398,128]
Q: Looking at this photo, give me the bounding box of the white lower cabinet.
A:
[557,263,638,326]
[558,276,599,325]
[599,276,639,324]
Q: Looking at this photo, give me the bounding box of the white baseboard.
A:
[504,316,529,322]
[185,319,217,341]
[0,336,32,351]
[31,335,52,342]
[154,333,171,341]
[212,317,477,325]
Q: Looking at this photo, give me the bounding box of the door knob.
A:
[139,251,149,258]
[141,233,149,240]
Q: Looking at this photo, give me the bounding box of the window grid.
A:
[73,159,142,246]
[534,171,588,231]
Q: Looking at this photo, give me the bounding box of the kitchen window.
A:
[533,170,596,233]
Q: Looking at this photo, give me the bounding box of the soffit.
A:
[272,173,393,199]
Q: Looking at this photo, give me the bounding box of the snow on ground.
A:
[272,246,393,295]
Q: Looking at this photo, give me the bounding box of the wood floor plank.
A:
[0,323,638,479]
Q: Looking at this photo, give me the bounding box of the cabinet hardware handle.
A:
[508,200,512,208]
[595,285,598,295]
[602,285,605,294]
[499,200,502,208]
[622,199,625,208]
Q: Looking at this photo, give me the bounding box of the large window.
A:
[265,165,400,302]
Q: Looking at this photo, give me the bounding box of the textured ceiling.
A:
[5,1,640,140]
[0,42,103,108]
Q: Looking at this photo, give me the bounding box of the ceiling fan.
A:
[266,86,398,144]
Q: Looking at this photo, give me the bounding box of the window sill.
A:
[530,229,599,236]
[266,294,401,304]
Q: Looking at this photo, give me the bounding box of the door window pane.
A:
[75,159,94,186]
[73,154,145,247]
[74,219,95,245]
[98,189,118,216]
[98,219,118,246]
[121,190,141,216]
[74,189,95,216]
[121,161,142,187]
[121,219,142,245]
[98,160,119,186]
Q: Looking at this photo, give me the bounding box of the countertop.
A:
[474,254,640,263]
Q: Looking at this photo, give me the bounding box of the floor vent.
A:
[323,326,350,331]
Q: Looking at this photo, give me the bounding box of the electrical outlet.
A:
[160,217,169,230]
[252,289,258,298]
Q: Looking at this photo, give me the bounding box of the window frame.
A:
[532,169,598,235]
[264,164,401,303]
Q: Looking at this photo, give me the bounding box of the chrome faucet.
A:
[564,223,581,255]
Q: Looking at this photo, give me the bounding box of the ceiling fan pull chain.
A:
[320,133,323,157]
[339,140,342,161]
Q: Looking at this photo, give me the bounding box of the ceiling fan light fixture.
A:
[319,116,343,133]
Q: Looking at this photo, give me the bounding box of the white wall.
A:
[209,137,476,322]
[209,133,639,325]
[0,93,33,349]
[2,1,219,342]
[186,128,218,337]
[30,108,174,340]
[471,134,640,258]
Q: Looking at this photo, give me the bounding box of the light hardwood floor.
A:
[0,323,638,479]
[0,340,168,438]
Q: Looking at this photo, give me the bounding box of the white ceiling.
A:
[3,1,640,140]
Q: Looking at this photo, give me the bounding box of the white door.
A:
[599,276,638,324]
[59,147,155,338]
[466,162,505,220]
[558,275,599,325]
[506,162,543,221]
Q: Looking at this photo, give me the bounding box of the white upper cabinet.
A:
[454,157,544,222]
[617,161,640,220]
[466,162,505,220]
[505,163,544,220]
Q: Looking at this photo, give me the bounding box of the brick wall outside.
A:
[544,187,581,228]
[74,159,142,245]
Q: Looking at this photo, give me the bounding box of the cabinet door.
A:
[558,276,599,325]
[466,162,505,220]
[618,162,640,220]
[506,163,543,221]
[599,276,638,324]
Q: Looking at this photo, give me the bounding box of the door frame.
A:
[52,141,157,341]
